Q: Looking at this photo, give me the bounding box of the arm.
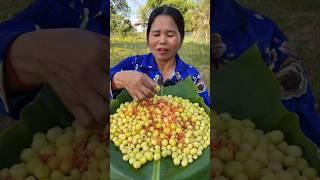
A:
[110,57,137,93]
[0,1,109,129]
[191,69,210,107]
[110,57,158,101]
[0,0,74,118]
[270,26,320,146]
[5,29,108,129]
[0,0,73,59]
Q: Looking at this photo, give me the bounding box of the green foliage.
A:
[139,0,197,32]
[146,0,164,9]
[111,0,130,17]
[212,45,320,172]
[138,0,209,42]
[111,14,135,35]
[110,78,210,180]
[0,86,73,169]
[0,0,32,22]
[237,0,320,111]
[188,0,210,43]
[111,0,135,35]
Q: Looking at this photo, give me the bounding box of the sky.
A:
[126,0,147,24]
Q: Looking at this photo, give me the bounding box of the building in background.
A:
[133,22,148,32]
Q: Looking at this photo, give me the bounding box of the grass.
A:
[239,0,320,111]
[0,0,33,23]
[110,33,210,92]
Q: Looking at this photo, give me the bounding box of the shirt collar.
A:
[140,53,186,72]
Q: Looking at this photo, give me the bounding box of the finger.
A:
[83,91,108,125]
[96,36,109,71]
[213,33,222,44]
[136,91,148,101]
[141,74,158,93]
[94,70,108,100]
[139,84,156,98]
[133,95,139,102]
[69,105,99,130]
[127,90,138,101]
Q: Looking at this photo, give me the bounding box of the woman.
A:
[110,5,210,106]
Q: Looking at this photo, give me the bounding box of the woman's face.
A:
[148,15,182,62]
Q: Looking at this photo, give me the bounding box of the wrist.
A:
[4,55,35,92]
[4,32,44,93]
[112,71,128,90]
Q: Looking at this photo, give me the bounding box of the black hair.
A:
[146,5,185,43]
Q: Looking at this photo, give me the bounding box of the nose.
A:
[159,35,167,44]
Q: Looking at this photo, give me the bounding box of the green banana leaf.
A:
[212,44,320,172]
[110,78,210,180]
[0,85,73,169]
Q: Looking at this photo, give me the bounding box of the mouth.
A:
[157,48,169,55]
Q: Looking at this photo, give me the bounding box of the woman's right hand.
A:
[5,28,108,129]
[112,71,159,101]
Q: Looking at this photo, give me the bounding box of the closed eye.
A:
[167,31,177,37]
